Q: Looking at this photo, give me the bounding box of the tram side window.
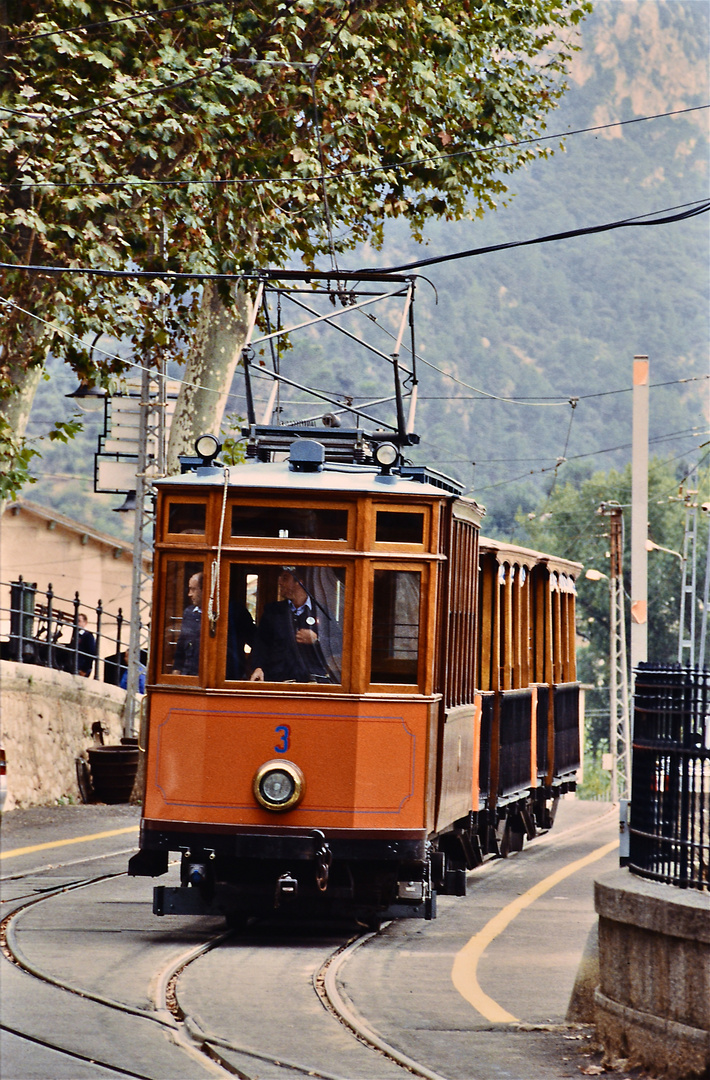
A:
[370,570,421,684]
[167,503,206,535]
[375,511,424,545]
[162,561,204,677]
[228,564,345,684]
[231,506,348,540]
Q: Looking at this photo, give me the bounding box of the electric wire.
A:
[3,198,706,287]
[4,11,315,128]
[359,199,710,274]
[0,297,229,404]
[470,435,709,494]
[4,104,709,190]
[415,374,710,403]
[9,0,228,44]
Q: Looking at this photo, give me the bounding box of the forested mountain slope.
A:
[383,0,709,534]
[22,0,709,541]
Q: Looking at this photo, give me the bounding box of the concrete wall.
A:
[594,868,710,1080]
[1,659,127,810]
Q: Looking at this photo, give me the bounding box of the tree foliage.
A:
[519,458,710,743]
[1,0,589,495]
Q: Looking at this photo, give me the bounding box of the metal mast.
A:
[601,502,632,801]
[123,361,167,738]
[678,473,699,666]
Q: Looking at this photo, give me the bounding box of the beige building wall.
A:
[0,498,150,661]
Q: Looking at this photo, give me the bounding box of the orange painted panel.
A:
[143,692,430,830]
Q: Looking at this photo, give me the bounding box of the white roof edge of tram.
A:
[157,461,465,498]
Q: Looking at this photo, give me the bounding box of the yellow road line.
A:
[1,826,139,861]
[451,838,619,1023]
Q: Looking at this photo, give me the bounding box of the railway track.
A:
[1,850,449,1080]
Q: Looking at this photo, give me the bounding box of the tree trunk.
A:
[0,310,46,511]
[166,282,253,474]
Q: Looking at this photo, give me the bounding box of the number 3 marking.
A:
[274,725,290,754]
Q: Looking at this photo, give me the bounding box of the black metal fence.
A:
[1,577,131,686]
[630,663,710,891]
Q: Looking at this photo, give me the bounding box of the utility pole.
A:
[700,503,710,670]
[123,361,167,738]
[678,472,699,666]
[630,355,649,680]
[600,502,632,801]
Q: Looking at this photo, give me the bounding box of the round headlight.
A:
[194,433,221,463]
[253,760,305,812]
[374,441,399,468]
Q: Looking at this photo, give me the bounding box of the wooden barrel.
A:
[87,745,139,803]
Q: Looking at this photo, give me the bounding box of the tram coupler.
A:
[312,830,332,892]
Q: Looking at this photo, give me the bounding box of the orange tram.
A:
[129,432,581,922]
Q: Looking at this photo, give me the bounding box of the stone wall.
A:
[594,868,710,1080]
[1,659,127,809]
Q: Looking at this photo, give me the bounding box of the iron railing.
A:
[1,577,131,686]
[630,663,709,891]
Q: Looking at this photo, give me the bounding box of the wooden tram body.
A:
[129,438,582,921]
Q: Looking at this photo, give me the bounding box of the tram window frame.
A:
[227,500,353,547]
[367,563,426,692]
[162,498,208,543]
[219,560,350,689]
[372,504,430,551]
[157,557,206,683]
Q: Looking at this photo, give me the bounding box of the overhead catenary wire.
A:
[414,374,710,403]
[3,199,706,287]
[4,104,709,191]
[8,0,228,44]
[358,199,710,275]
[469,437,709,495]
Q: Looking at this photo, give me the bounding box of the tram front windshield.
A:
[161,563,345,684]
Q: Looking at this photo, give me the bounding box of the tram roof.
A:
[479,535,583,577]
[157,460,472,500]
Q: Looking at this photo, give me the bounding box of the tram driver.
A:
[249,567,335,683]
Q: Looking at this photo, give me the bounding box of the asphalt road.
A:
[1,798,643,1080]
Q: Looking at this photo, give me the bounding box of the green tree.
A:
[520,458,710,745]
[1,0,590,493]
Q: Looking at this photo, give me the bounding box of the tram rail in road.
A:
[0,798,635,1080]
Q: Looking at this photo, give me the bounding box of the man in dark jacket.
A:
[65,613,96,677]
[249,569,332,683]
[173,572,203,675]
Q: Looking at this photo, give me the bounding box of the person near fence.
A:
[65,613,96,677]
[119,649,146,693]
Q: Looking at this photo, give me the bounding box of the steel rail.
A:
[318,931,451,1080]
[2,868,236,1077]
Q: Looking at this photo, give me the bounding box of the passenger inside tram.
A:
[172,570,203,676]
[249,567,342,684]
